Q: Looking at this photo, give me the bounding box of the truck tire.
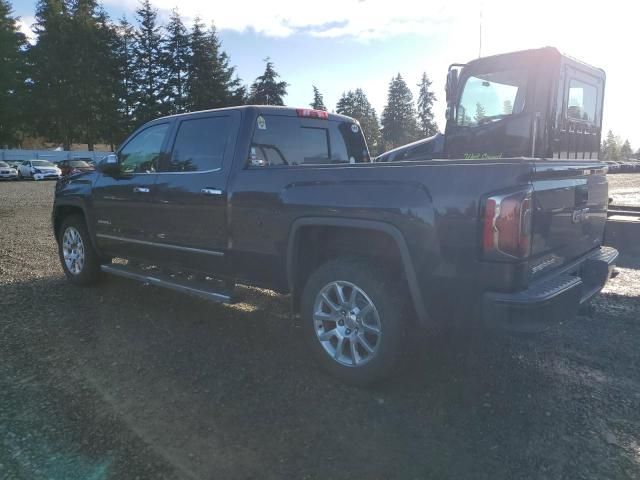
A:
[57,214,102,286]
[301,257,408,385]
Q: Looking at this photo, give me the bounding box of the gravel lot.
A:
[1,180,639,480]
[609,173,640,206]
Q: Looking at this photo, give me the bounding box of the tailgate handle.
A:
[201,188,223,196]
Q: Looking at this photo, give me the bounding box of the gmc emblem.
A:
[572,207,590,224]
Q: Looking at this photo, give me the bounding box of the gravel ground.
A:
[1,180,639,480]
[609,173,640,206]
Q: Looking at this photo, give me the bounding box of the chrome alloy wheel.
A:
[313,281,382,367]
[62,226,85,275]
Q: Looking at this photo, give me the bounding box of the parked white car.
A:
[0,161,19,180]
[17,160,62,180]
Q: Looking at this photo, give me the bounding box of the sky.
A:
[11,0,640,149]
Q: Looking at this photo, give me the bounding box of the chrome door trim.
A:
[96,233,225,257]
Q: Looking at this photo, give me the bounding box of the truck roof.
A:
[465,46,604,75]
[157,105,357,124]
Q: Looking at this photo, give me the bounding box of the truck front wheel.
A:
[301,257,408,385]
[57,215,103,286]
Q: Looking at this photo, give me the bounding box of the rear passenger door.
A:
[153,111,240,273]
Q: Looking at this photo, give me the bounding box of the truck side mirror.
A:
[98,154,120,176]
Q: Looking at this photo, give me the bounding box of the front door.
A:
[92,121,171,260]
[152,111,240,273]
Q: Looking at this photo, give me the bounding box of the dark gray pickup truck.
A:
[53,48,618,384]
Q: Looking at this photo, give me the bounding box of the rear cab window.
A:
[248,115,370,167]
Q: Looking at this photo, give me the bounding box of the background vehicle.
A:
[377,47,605,163]
[18,160,62,180]
[0,161,18,180]
[57,159,95,176]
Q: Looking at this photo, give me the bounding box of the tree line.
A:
[601,130,637,161]
[0,0,438,154]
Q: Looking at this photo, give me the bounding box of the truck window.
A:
[456,70,527,127]
[119,123,169,174]
[167,116,231,172]
[567,79,597,122]
[249,115,369,167]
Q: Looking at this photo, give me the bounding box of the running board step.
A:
[101,264,235,304]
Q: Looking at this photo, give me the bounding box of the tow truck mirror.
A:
[98,154,120,176]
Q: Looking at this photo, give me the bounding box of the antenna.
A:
[478,4,483,58]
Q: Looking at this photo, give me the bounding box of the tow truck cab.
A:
[377,47,606,162]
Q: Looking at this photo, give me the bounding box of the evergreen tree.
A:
[28,0,76,149]
[186,19,244,110]
[416,72,438,137]
[474,102,486,123]
[620,139,632,159]
[310,85,326,111]
[69,0,119,150]
[248,58,288,105]
[0,0,27,147]
[163,8,189,113]
[602,130,620,161]
[112,17,136,146]
[336,88,382,155]
[131,0,166,125]
[381,74,419,150]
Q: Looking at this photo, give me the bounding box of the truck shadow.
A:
[2,273,639,480]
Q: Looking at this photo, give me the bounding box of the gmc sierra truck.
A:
[53,47,618,384]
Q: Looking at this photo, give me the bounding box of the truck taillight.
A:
[296,108,328,119]
[482,188,533,260]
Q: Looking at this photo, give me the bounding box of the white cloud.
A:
[16,16,36,44]
[106,0,474,39]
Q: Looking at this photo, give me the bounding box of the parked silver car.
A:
[0,161,19,180]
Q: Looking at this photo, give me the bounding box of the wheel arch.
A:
[52,202,100,254]
[286,217,431,327]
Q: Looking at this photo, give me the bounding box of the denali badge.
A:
[572,208,590,224]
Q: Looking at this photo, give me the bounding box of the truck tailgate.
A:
[529,161,608,276]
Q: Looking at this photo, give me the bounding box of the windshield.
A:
[457,69,527,127]
[32,160,55,167]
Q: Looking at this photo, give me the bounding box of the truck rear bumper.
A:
[482,246,618,332]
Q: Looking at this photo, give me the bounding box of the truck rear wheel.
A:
[301,257,408,385]
[58,215,102,286]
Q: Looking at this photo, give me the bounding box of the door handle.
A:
[201,188,223,196]
[133,187,150,193]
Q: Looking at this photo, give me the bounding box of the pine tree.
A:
[112,17,136,145]
[248,58,288,105]
[0,0,27,147]
[474,102,486,123]
[131,0,166,125]
[336,88,382,155]
[28,0,76,149]
[186,19,244,110]
[310,85,326,111]
[69,0,118,150]
[620,139,632,159]
[164,8,189,114]
[602,130,620,161]
[416,73,438,138]
[381,74,419,150]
